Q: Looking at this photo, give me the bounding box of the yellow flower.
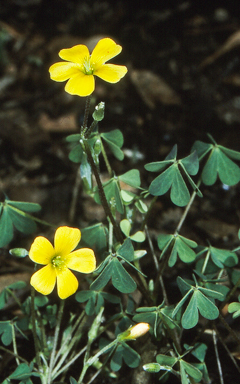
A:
[49,38,128,97]
[29,226,96,299]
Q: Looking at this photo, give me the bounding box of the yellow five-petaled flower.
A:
[49,37,128,97]
[29,226,96,299]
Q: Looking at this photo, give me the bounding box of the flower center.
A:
[51,255,65,270]
[83,57,94,75]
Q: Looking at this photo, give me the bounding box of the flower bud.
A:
[118,323,150,341]
[92,102,105,121]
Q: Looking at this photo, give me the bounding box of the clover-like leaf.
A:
[180,360,202,383]
[9,363,39,380]
[76,290,120,315]
[174,277,220,329]
[119,169,141,188]
[192,137,240,186]
[94,178,123,213]
[0,199,41,247]
[145,145,200,207]
[110,343,140,371]
[90,256,137,294]
[101,129,124,160]
[158,234,197,267]
[81,223,108,254]
[228,295,240,319]
[0,321,12,346]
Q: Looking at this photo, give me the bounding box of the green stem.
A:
[11,323,20,365]
[218,313,240,346]
[47,300,65,384]
[10,206,55,228]
[6,288,22,308]
[83,139,123,243]
[100,139,112,177]
[219,276,240,312]
[30,285,42,368]
[52,311,87,377]
[85,120,98,139]
[201,250,211,275]
[175,192,196,234]
[0,346,28,363]
[78,340,118,384]
[53,346,87,381]
[140,196,158,231]
[82,95,92,134]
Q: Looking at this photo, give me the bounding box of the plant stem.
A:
[83,139,123,243]
[82,95,92,134]
[219,276,240,313]
[213,330,224,384]
[85,120,98,139]
[141,196,158,231]
[11,323,20,365]
[0,346,28,363]
[53,346,87,381]
[10,206,55,228]
[52,311,87,377]
[30,286,42,368]
[6,288,22,308]
[100,139,112,177]
[47,300,65,384]
[78,340,117,384]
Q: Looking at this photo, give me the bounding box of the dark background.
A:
[1,1,240,383]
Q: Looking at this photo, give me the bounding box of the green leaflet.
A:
[192,137,240,186]
[145,145,201,207]
[0,199,41,247]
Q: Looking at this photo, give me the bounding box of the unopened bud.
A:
[92,102,105,122]
[118,323,150,341]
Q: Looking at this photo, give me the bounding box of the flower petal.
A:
[30,264,56,295]
[65,73,95,96]
[90,38,122,68]
[56,268,78,299]
[29,236,55,264]
[49,62,82,82]
[54,226,81,256]
[65,248,96,273]
[59,45,90,65]
[94,64,128,83]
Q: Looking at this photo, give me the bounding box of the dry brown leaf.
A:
[130,69,181,109]
[0,273,30,293]
[223,74,240,87]
[38,112,78,132]
[199,29,240,69]
[195,218,238,240]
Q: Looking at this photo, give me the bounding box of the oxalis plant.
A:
[1,37,240,384]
